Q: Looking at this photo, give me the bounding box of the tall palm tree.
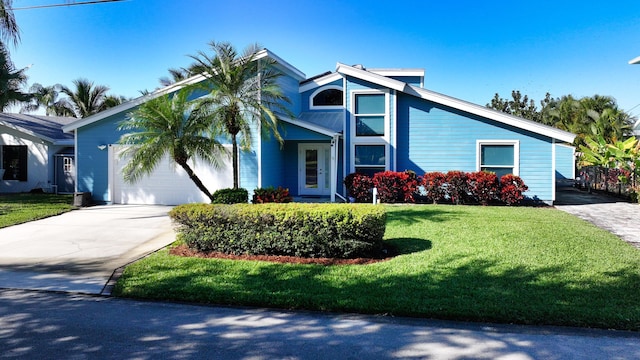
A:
[0,0,19,47]
[189,41,292,189]
[60,78,111,118]
[0,41,29,110]
[158,67,191,87]
[117,86,227,201]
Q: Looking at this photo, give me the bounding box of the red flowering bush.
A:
[468,171,500,205]
[373,170,419,203]
[252,186,293,203]
[445,171,469,204]
[344,173,374,203]
[499,174,528,205]
[422,172,447,204]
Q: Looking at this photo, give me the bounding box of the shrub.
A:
[252,186,293,203]
[422,172,447,204]
[500,174,529,205]
[445,171,469,204]
[169,203,387,258]
[344,173,374,203]
[468,171,500,205]
[373,170,419,203]
[211,188,248,204]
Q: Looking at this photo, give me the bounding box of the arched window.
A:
[310,86,343,109]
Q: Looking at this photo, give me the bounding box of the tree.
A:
[0,0,19,46]
[487,90,551,123]
[117,86,227,202]
[59,78,125,118]
[189,41,292,189]
[21,83,75,116]
[0,41,30,110]
[159,67,191,87]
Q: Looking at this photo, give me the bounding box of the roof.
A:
[63,49,306,133]
[298,112,343,134]
[0,113,75,145]
[629,56,640,65]
[335,62,577,144]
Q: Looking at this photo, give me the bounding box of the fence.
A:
[577,166,637,200]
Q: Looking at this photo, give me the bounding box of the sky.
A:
[8,0,640,117]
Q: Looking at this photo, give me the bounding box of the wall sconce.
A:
[97,144,107,151]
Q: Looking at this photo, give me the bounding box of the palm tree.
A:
[60,78,111,118]
[117,86,227,201]
[158,67,191,87]
[189,41,292,189]
[0,41,30,110]
[0,0,19,46]
[21,83,75,116]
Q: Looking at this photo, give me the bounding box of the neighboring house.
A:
[62,49,576,205]
[0,113,76,193]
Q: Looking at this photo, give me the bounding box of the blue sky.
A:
[9,0,640,116]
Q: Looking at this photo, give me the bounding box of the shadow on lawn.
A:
[117,253,640,331]
[385,206,458,226]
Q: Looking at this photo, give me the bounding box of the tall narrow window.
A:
[2,145,28,181]
[354,94,385,136]
[478,142,518,177]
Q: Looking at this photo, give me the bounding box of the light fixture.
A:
[97,144,107,150]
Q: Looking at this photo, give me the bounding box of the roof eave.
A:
[279,115,340,138]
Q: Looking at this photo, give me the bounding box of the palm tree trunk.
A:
[177,161,214,202]
[232,134,239,189]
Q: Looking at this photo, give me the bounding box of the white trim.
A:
[309,85,344,110]
[299,72,343,93]
[552,138,556,202]
[0,120,58,144]
[73,132,79,193]
[629,56,640,65]
[255,49,306,80]
[298,143,332,196]
[476,140,520,176]
[392,90,397,171]
[278,115,339,138]
[336,63,576,143]
[367,68,425,77]
[107,144,114,203]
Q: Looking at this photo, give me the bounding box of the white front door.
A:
[298,143,331,196]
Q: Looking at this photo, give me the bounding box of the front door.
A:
[298,143,331,196]
[55,155,75,193]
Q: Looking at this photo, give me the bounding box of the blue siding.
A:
[388,75,422,87]
[277,72,302,115]
[555,143,575,179]
[76,112,130,202]
[395,93,556,201]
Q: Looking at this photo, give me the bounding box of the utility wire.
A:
[10,0,126,11]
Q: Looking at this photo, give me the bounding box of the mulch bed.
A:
[169,244,395,265]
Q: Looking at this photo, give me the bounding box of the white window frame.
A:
[309,85,344,110]
[476,140,520,176]
[351,143,390,175]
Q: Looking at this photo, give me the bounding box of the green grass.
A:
[0,193,74,228]
[114,205,640,330]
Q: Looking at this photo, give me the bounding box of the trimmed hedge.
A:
[169,203,387,259]
[211,188,249,204]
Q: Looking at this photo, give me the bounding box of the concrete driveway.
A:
[0,205,176,295]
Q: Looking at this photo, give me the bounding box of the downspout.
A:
[330,134,340,203]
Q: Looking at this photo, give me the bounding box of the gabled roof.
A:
[0,113,75,145]
[335,63,576,144]
[629,56,640,65]
[63,49,306,133]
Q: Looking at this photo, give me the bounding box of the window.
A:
[312,88,343,107]
[478,141,519,177]
[354,93,385,136]
[2,145,28,181]
[354,145,386,177]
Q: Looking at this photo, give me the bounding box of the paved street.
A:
[1,289,639,359]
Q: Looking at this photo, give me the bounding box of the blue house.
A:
[62,49,576,205]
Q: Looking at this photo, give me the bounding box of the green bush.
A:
[169,203,387,258]
[211,188,248,204]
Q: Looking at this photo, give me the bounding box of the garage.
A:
[108,145,233,205]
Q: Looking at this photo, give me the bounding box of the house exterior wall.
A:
[301,79,343,111]
[555,143,576,180]
[395,93,556,202]
[0,127,51,192]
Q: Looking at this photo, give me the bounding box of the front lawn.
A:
[114,205,640,330]
[0,193,74,228]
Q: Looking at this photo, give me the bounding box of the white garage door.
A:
[109,145,234,205]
